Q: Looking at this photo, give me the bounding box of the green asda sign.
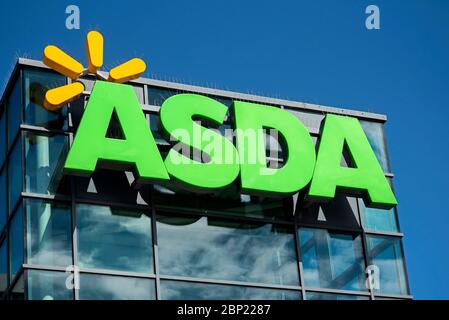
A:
[64,81,397,208]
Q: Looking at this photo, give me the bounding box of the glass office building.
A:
[0,58,410,300]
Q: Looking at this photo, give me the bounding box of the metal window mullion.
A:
[21,199,28,300]
[68,82,79,300]
[294,220,306,300]
[158,274,302,292]
[398,238,411,296]
[68,112,79,300]
[19,124,69,136]
[5,218,9,299]
[23,264,68,272]
[150,185,161,300]
[296,221,363,234]
[77,267,156,279]
[372,291,413,300]
[4,123,10,297]
[73,197,150,212]
[0,221,6,244]
[18,113,26,299]
[154,205,295,226]
[71,177,78,301]
[143,84,149,105]
[21,192,71,203]
[7,268,24,299]
[23,268,28,300]
[5,128,22,173]
[365,230,403,238]
[304,286,372,297]
[357,198,374,300]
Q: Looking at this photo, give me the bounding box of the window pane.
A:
[9,207,24,279]
[8,139,22,214]
[0,240,7,294]
[25,132,69,195]
[23,69,67,130]
[285,109,324,135]
[264,128,285,161]
[79,274,155,300]
[0,170,6,232]
[306,292,369,300]
[25,199,72,267]
[75,169,150,206]
[360,120,390,172]
[76,204,153,273]
[10,273,24,300]
[147,113,168,144]
[147,87,179,106]
[297,195,360,230]
[366,235,408,295]
[0,111,6,165]
[157,214,299,285]
[27,270,73,300]
[161,280,301,300]
[359,199,399,232]
[299,228,367,291]
[7,79,22,148]
[154,184,290,220]
[68,93,88,130]
[147,86,232,108]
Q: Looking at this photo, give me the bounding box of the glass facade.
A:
[25,199,72,267]
[0,169,6,232]
[27,270,73,300]
[366,235,408,295]
[299,228,366,291]
[23,69,67,130]
[7,79,21,148]
[9,206,23,280]
[157,215,298,285]
[359,199,399,233]
[76,204,153,273]
[78,274,155,300]
[0,240,6,295]
[24,132,68,195]
[8,139,22,214]
[360,120,391,173]
[306,292,369,300]
[0,62,410,300]
[0,110,6,166]
[160,281,301,300]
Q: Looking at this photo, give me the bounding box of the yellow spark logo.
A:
[42,31,146,111]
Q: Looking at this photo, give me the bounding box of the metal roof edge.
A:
[10,58,387,122]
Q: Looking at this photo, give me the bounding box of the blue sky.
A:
[1,0,448,299]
